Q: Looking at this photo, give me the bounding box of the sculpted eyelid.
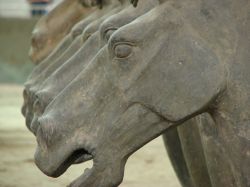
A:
[112,42,136,59]
[112,41,136,51]
[107,34,136,53]
[103,27,118,40]
[104,27,118,35]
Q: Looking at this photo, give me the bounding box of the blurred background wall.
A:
[0,18,36,83]
[0,0,62,84]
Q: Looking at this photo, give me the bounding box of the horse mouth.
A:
[45,148,93,178]
[73,149,93,164]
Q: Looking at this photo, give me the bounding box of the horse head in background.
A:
[29,0,95,64]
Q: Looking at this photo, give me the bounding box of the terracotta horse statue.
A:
[23,0,249,186]
[29,0,95,64]
[22,0,124,130]
[29,0,158,136]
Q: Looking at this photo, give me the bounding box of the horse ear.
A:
[131,31,226,122]
[156,32,226,122]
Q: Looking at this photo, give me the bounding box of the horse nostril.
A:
[34,92,46,114]
[33,99,41,114]
[34,91,52,115]
[30,116,40,135]
[29,87,39,104]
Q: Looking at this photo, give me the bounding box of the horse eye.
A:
[114,44,133,59]
[104,29,116,41]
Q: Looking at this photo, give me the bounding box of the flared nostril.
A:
[36,116,58,147]
[30,116,40,135]
[33,92,45,115]
[29,87,40,105]
[25,110,33,132]
[33,99,42,114]
[34,91,53,114]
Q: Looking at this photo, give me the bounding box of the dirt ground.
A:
[0,84,181,187]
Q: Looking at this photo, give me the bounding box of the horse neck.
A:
[177,0,250,173]
[174,0,249,70]
[204,1,250,181]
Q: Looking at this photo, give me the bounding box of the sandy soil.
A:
[0,84,181,187]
